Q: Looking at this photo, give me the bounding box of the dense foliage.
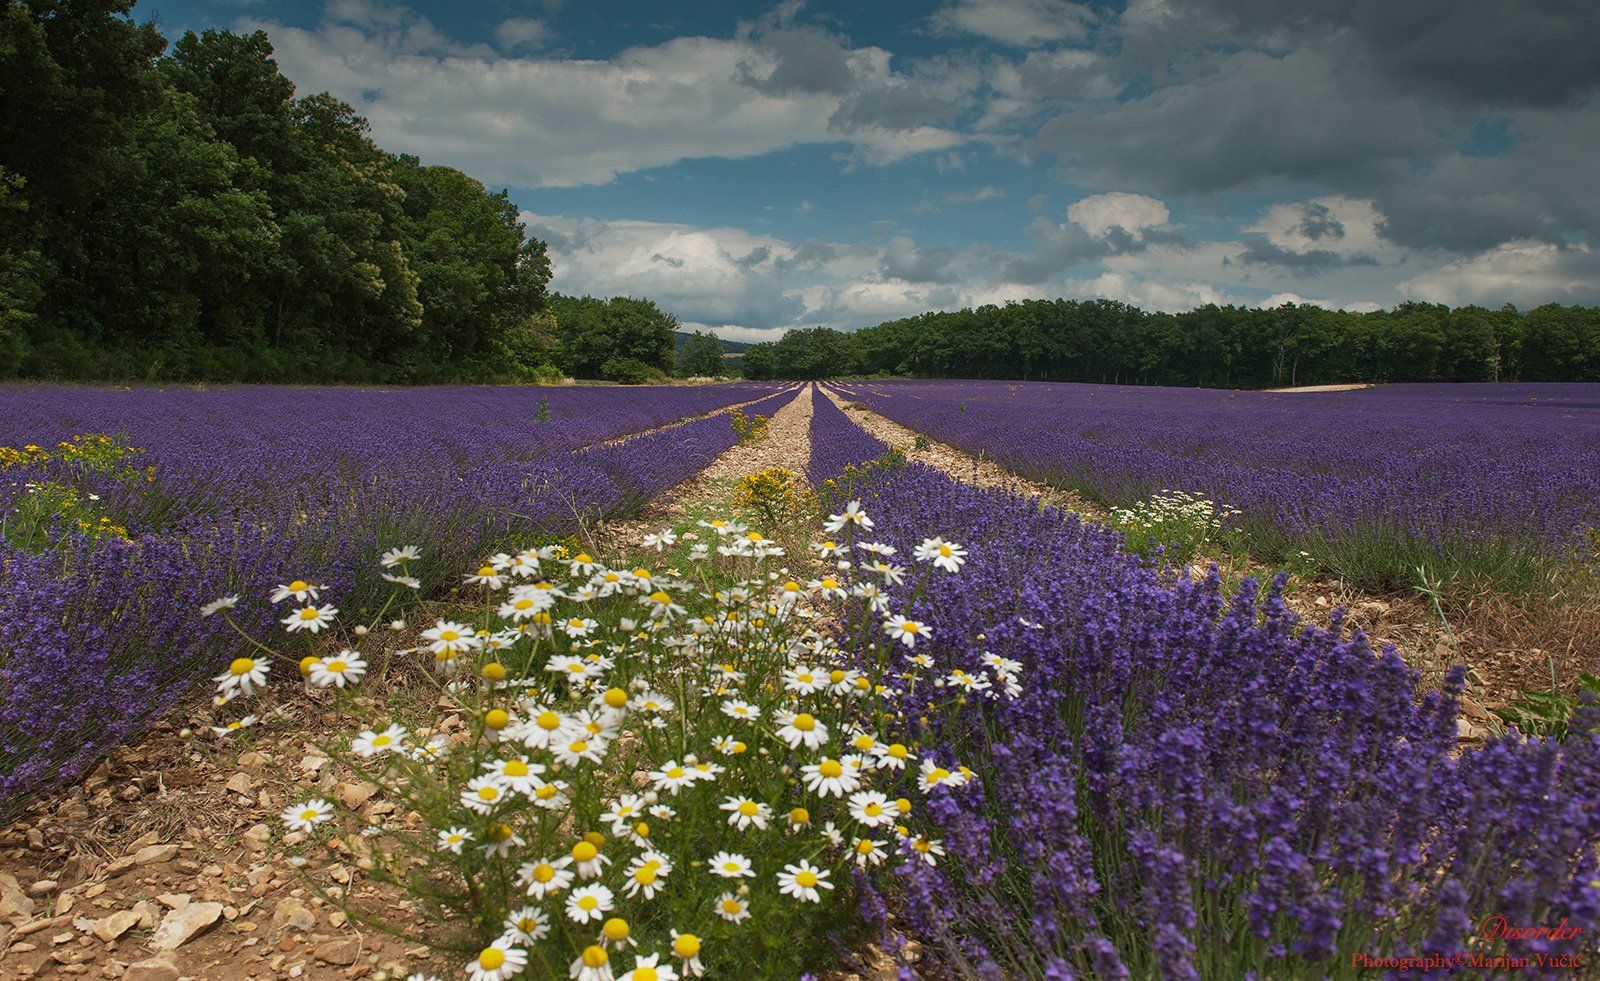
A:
[550,293,678,382]
[807,403,1600,978]
[675,329,728,377]
[0,382,790,804]
[0,2,554,382]
[742,300,1600,386]
[831,380,1600,592]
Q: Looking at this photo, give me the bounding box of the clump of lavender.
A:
[814,413,1600,977]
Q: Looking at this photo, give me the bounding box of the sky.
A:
[134,0,1600,341]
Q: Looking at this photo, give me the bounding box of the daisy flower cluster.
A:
[196,504,999,979]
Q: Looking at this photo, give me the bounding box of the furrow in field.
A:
[587,383,813,553]
[817,383,1104,516]
[584,385,799,450]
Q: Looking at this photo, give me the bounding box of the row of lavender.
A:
[0,383,795,805]
[806,400,1600,976]
[830,380,1600,590]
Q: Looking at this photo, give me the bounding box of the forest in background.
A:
[739,299,1600,386]
[1,1,556,383]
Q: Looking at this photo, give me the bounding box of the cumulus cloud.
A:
[1233,197,1387,273]
[494,18,547,53]
[248,2,979,188]
[1066,191,1169,239]
[1399,241,1600,307]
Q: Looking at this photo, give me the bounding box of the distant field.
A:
[832,379,1600,592]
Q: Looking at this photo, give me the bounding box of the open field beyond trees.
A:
[0,379,1596,979]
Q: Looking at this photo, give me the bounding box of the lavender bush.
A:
[0,383,795,806]
[812,406,1600,977]
[830,380,1600,592]
[806,392,890,487]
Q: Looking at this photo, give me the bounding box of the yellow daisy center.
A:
[229,658,255,676]
[478,948,504,970]
[796,870,818,888]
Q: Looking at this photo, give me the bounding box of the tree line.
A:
[738,299,1600,386]
[1,1,555,383]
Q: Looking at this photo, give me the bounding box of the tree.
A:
[553,295,677,380]
[677,331,725,377]
[0,4,555,382]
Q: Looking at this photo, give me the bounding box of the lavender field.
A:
[0,382,792,802]
[832,380,1600,591]
[805,395,1600,977]
[1,379,1596,980]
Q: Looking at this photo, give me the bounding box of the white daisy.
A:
[776,860,833,903]
[280,798,334,832]
[282,604,337,633]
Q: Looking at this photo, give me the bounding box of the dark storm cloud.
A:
[1231,238,1378,273]
[831,85,954,129]
[1295,203,1345,242]
[1374,107,1600,250]
[880,236,962,283]
[1031,48,1433,195]
[997,217,1192,284]
[741,25,855,95]
[1181,0,1600,108]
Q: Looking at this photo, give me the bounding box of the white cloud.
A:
[1064,270,1231,311]
[247,3,977,188]
[1398,240,1600,306]
[1245,197,1386,256]
[931,0,1096,47]
[1066,191,1170,239]
[494,17,547,52]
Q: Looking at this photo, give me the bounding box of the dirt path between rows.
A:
[588,383,814,554]
[588,386,793,449]
[818,385,1104,517]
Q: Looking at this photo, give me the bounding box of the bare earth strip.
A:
[588,383,814,554]
[818,384,1106,518]
[588,386,797,449]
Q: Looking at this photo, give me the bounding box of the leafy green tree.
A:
[553,295,677,380]
[677,330,725,377]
